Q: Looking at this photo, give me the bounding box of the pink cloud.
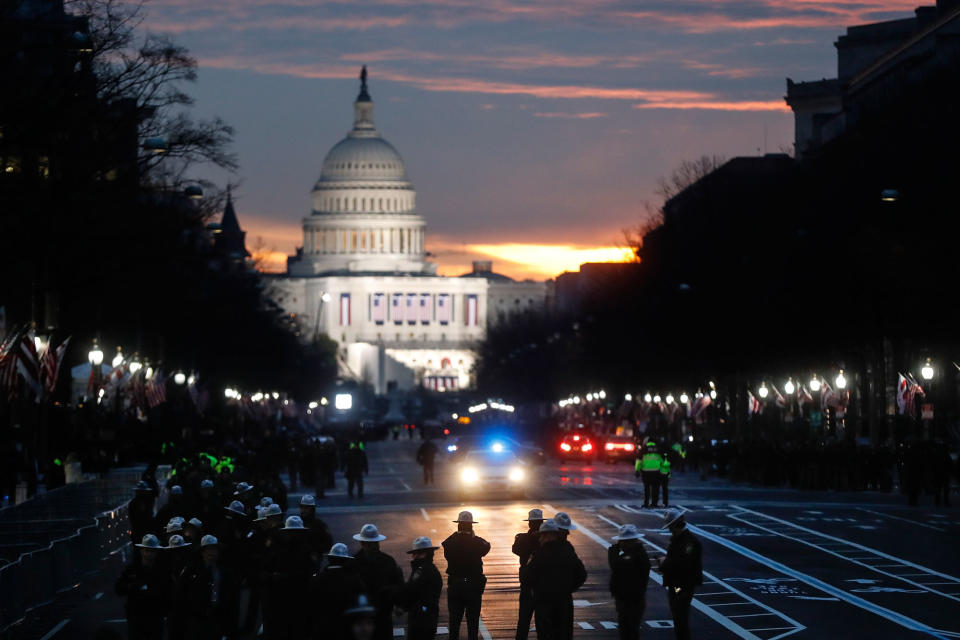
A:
[633,100,790,112]
[533,112,609,119]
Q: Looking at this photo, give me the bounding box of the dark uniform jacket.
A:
[512,530,539,567]
[416,441,438,465]
[442,532,491,579]
[343,446,369,479]
[313,559,367,625]
[660,529,703,589]
[115,562,169,621]
[521,540,587,602]
[301,513,334,557]
[354,548,404,608]
[608,542,651,600]
[396,557,443,617]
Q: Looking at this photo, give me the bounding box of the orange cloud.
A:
[533,112,608,119]
[634,100,790,112]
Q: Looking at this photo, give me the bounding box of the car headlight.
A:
[461,467,479,483]
[509,467,524,482]
[447,444,458,452]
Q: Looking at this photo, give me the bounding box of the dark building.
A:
[211,192,251,262]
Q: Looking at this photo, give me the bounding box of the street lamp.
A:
[835,370,847,389]
[809,374,821,392]
[624,393,632,402]
[653,395,661,403]
[184,185,203,199]
[644,393,653,403]
[112,347,124,369]
[680,392,689,404]
[174,372,186,385]
[784,378,795,395]
[88,341,104,366]
[665,394,675,404]
[921,358,934,381]
[758,382,769,399]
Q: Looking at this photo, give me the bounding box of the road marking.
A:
[729,506,960,601]
[479,617,493,640]
[856,508,947,532]
[437,627,448,634]
[578,621,596,629]
[547,504,801,640]
[401,481,412,492]
[420,508,430,521]
[687,523,954,640]
[39,619,70,640]
[93,591,103,600]
[600,621,618,629]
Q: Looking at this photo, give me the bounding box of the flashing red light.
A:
[573,435,580,441]
[605,443,614,451]
[443,428,450,435]
[582,442,593,452]
[560,442,572,452]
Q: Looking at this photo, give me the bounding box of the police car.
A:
[457,443,527,499]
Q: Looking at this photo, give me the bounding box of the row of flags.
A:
[896,373,925,416]
[747,381,851,417]
[0,324,70,402]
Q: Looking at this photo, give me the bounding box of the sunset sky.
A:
[141,0,919,280]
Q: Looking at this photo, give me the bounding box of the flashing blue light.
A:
[447,445,458,452]
[491,442,504,453]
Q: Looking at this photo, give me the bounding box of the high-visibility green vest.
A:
[640,452,663,472]
[660,457,672,477]
[671,443,687,459]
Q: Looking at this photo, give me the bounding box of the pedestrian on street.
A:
[416,438,439,485]
[353,524,404,640]
[179,535,240,640]
[276,515,317,639]
[511,509,543,640]
[344,440,369,499]
[115,534,168,640]
[299,495,334,559]
[163,534,193,640]
[313,543,367,640]
[442,511,490,640]
[637,441,664,508]
[396,536,443,640]
[609,524,651,640]
[520,519,587,640]
[657,510,702,640]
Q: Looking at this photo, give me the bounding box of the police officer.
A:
[609,524,651,640]
[179,535,240,640]
[520,519,587,640]
[164,534,193,640]
[657,510,702,640]
[277,516,317,639]
[250,503,285,639]
[636,441,664,508]
[353,524,404,640]
[660,451,672,508]
[128,481,157,544]
[511,509,542,640]
[299,495,334,558]
[344,440,369,499]
[397,537,443,640]
[313,543,367,640]
[416,438,439,485]
[442,511,490,640]
[116,534,168,640]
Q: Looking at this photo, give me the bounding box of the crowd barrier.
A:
[0,481,132,631]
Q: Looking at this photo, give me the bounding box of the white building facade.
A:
[273,70,548,393]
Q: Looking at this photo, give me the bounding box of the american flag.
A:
[771,384,787,409]
[747,390,762,415]
[0,326,23,399]
[406,294,417,325]
[797,386,814,406]
[129,369,146,409]
[392,293,403,325]
[437,294,451,324]
[40,336,70,395]
[691,394,712,419]
[145,369,167,408]
[896,373,909,415]
[16,331,42,397]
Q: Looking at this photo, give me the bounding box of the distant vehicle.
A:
[456,445,527,499]
[558,432,596,463]
[602,434,636,464]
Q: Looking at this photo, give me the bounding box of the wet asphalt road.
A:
[8,437,960,640]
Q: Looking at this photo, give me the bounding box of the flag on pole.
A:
[896,373,909,414]
[771,384,787,409]
[797,386,813,406]
[40,336,70,395]
[437,294,451,324]
[372,293,386,324]
[145,369,167,408]
[16,331,42,397]
[747,390,762,415]
[0,325,23,399]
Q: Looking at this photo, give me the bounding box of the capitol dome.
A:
[291,67,432,276]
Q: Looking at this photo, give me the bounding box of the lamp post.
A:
[88,340,104,398]
[314,291,332,342]
[920,358,935,438]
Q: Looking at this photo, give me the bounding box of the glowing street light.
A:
[809,374,821,392]
[624,393,633,402]
[111,347,124,368]
[334,393,353,410]
[679,392,689,404]
[173,372,186,385]
[88,341,104,366]
[921,358,934,381]
[758,382,769,399]
[784,378,795,395]
[653,394,662,403]
[835,370,847,389]
[709,389,717,399]
[665,394,675,404]
[644,393,653,403]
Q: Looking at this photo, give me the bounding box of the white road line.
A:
[39,619,70,640]
[401,481,412,492]
[687,523,954,640]
[479,617,493,640]
[730,506,960,600]
[600,621,618,629]
[420,508,430,521]
[578,621,596,629]
[545,504,787,640]
[856,508,948,532]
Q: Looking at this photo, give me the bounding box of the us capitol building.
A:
[271,69,549,393]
